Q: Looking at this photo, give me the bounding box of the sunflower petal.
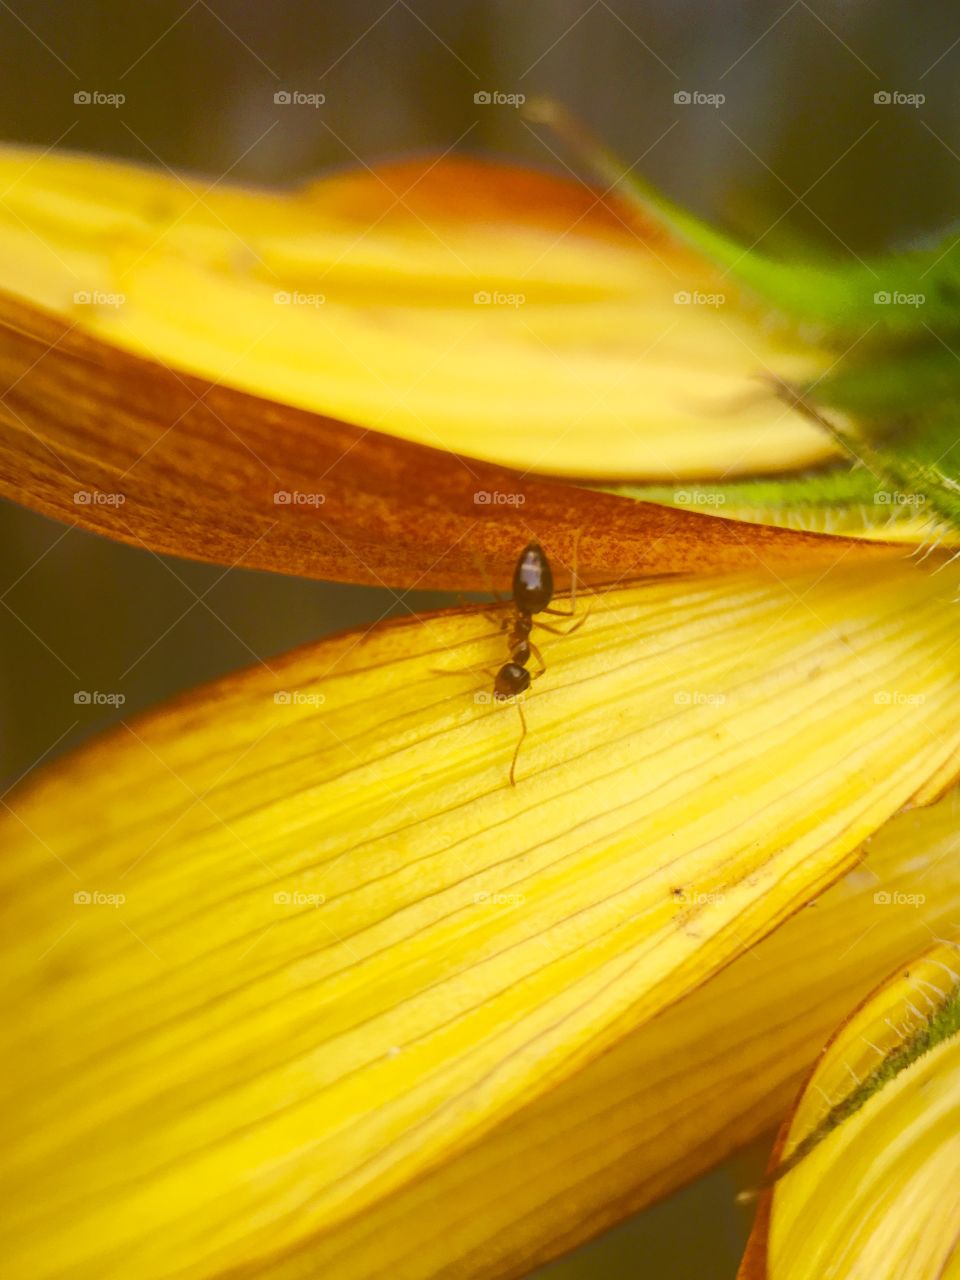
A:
[270,789,960,1280]
[740,942,960,1280]
[2,556,960,1278]
[0,292,882,589]
[0,143,835,480]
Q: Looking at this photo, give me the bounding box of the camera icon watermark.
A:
[73,290,125,308]
[474,490,526,506]
[273,489,326,505]
[273,690,326,707]
[672,887,726,906]
[674,488,725,506]
[874,90,924,108]
[475,689,525,706]
[873,290,924,307]
[873,690,926,707]
[473,289,525,308]
[273,888,326,907]
[273,290,325,307]
[74,690,126,707]
[73,889,126,907]
[674,89,725,108]
[474,90,525,107]
[874,889,925,907]
[674,689,726,707]
[473,889,526,907]
[74,90,125,108]
[873,490,925,507]
[274,90,325,107]
[674,290,725,307]
[73,489,126,506]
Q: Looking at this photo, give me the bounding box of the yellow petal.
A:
[741,942,960,1280]
[289,787,960,1280]
[0,144,835,479]
[2,554,960,1278]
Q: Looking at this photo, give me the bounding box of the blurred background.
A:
[2,1,958,1273]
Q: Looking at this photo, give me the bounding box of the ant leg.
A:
[542,591,598,620]
[451,593,510,648]
[535,592,593,637]
[543,528,581,617]
[536,617,580,637]
[431,663,499,681]
[454,590,509,629]
[509,700,528,786]
[528,639,547,678]
[466,548,511,609]
[482,602,510,629]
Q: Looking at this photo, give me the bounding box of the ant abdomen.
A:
[512,542,553,614]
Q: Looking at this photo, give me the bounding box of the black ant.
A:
[491,541,585,785]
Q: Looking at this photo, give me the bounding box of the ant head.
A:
[494,662,531,698]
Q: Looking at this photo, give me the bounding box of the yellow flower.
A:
[740,942,960,1280]
[0,144,957,1278]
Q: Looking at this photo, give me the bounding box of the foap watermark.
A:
[274,290,325,307]
[874,290,925,307]
[474,90,525,107]
[274,90,326,108]
[475,689,525,706]
[672,888,726,907]
[674,690,727,707]
[74,90,125,108]
[274,690,326,708]
[273,889,326,908]
[474,289,525,308]
[274,489,326,506]
[74,290,125,308]
[874,690,926,707]
[74,889,126,907]
[674,488,725,507]
[474,490,525,506]
[874,490,926,507]
[674,289,725,308]
[674,89,725,108]
[874,889,926,907]
[73,489,126,506]
[473,889,526,907]
[874,90,924,108]
[74,690,125,707]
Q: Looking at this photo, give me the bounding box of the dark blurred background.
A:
[2,1,958,1274]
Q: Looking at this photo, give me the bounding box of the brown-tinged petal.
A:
[0,294,886,590]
